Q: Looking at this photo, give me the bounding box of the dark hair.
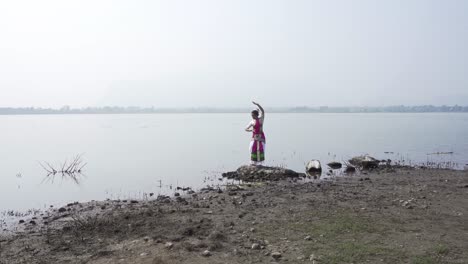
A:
[251,110,259,117]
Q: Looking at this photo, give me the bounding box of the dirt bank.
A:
[1,168,467,264]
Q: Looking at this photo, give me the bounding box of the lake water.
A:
[1,113,468,212]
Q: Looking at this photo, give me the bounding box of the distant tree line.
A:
[286,105,468,113]
[0,105,468,115]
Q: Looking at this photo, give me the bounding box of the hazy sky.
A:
[0,0,467,108]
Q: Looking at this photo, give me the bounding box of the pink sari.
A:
[250,118,266,164]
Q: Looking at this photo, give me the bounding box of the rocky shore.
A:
[1,165,467,264]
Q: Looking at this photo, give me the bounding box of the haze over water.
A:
[1,113,467,212]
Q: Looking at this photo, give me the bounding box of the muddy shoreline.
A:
[1,167,467,264]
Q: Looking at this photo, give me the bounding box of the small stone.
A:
[58,207,67,213]
[251,243,261,250]
[174,192,180,197]
[272,252,282,259]
[19,220,25,224]
[310,254,316,261]
[202,250,212,257]
[29,220,37,225]
[164,242,174,249]
[140,252,148,257]
[304,235,312,241]
[250,228,256,232]
[130,200,139,204]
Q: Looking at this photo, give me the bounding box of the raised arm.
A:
[252,101,265,118]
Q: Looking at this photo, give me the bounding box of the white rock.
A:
[202,250,212,257]
[306,160,322,173]
[251,243,261,250]
[164,242,173,249]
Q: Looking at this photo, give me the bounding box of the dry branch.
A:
[39,154,86,184]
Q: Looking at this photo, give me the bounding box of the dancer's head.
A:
[251,109,259,119]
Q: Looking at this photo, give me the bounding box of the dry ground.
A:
[1,168,467,264]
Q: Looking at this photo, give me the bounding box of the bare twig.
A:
[39,154,87,184]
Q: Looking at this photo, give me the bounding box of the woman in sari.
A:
[245,101,266,166]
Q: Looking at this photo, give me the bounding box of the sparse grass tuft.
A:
[319,242,400,264]
[288,211,377,239]
[434,243,449,256]
[411,255,438,264]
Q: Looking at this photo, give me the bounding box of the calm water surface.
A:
[1,113,468,212]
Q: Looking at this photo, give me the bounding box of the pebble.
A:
[310,254,317,261]
[164,242,174,249]
[304,235,312,241]
[202,250,212,257]
[251,243,261,250]
[250,228,256,232]
[271,252,282,259]
[140,252,148,257]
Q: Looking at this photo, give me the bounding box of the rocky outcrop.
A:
[222,165,302,181]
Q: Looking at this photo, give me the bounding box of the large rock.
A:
[327,161,342,169]
[306,160,322,174]
[222,165,302,181]
[349,155,379,169]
